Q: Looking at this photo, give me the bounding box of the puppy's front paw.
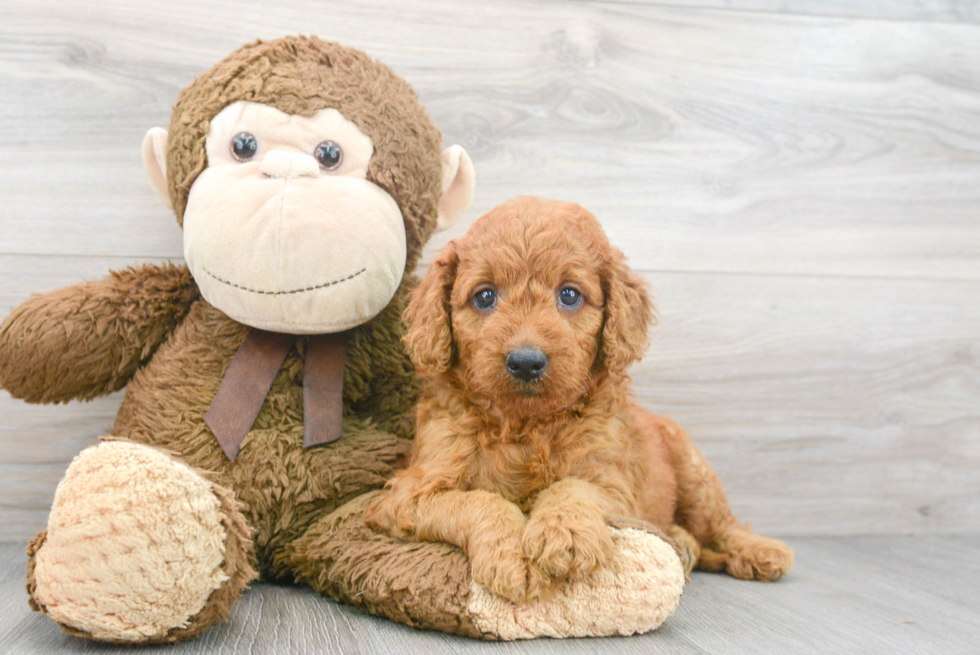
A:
[522,512,614,589]
[364,492,412,539]
[470,537,527,603]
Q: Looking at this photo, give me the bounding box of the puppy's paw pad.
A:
[363,492,416,539]
[471,542,527,602]
[364,496,396,533]
[522,515,613,581]
[718,533,794,581]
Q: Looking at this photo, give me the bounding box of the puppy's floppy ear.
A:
[404,242,459,376]
[601,250,656,375]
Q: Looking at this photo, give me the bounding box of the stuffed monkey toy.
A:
[0,37,684,643]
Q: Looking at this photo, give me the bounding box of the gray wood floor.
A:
[2,537,977,654]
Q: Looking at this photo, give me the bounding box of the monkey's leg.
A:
[656,416,794,582]
[27,440,256,644]
[287,491,685,640]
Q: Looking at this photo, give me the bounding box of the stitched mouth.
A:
[202,267,366,296]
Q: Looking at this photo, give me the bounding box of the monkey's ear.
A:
[142,127,172,209]
[436,145,474,232]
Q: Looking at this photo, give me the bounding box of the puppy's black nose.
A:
[506,347,548,382]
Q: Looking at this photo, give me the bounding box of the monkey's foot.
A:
[27,440,256,643]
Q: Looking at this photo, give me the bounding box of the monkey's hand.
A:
[0,263,198,403]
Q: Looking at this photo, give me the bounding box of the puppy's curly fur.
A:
[366,197,793,601]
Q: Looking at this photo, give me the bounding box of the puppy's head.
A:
[404,196,654,416]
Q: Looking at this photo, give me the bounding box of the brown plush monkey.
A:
[1,37,683,643]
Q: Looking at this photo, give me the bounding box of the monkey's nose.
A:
[506,347,548,382]
[260,151,320,179]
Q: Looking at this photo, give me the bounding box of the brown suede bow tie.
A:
[204,328,349,461]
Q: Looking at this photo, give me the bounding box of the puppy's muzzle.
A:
[506,347,548,382]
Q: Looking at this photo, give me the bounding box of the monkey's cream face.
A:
[182,101,406,334]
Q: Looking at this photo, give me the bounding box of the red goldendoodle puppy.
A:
[366,196,793,601]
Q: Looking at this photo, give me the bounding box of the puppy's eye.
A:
[558,287,583,309]
[231,132,258,161]
[314,140,343,170]
[473,288,497,310]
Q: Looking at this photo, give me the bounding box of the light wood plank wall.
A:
[1,0,977,541]
[592,0,980,23]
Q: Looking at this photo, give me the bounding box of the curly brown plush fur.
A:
[0,37,448,642]
[166,37,443,271]
[366,197,794,601]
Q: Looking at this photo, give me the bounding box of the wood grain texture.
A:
[2,0,980,279]
[592,0,980,24]
[637,271,980,537]
[2,537,977,654]
[0,0,978,542]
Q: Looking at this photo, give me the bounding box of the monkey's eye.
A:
[558,286,583,309]
[314,140,343,170]
[472,288,497,310]
[230,132,258,161]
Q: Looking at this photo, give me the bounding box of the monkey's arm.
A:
[0,263,198,403]
[293,489,685,638]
